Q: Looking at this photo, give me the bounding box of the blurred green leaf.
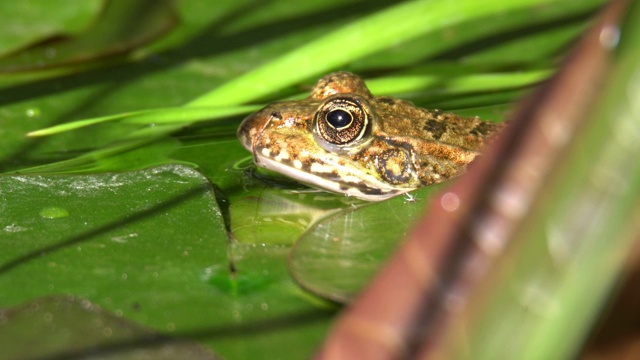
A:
[0,0,102,56]
[439,2,640,359]
[0,0,177,73]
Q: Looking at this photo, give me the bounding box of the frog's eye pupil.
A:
[326,109,352,129]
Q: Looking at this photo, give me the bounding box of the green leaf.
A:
[0,296,220,359]
[27,105,260,137]
[289,184,449,302]
[0,0,177,73]
[0,0,102,56]
[230,189,364,246]
[187,0,593,107]
[0,165,334,358]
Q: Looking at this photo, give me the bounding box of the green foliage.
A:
[0,0,610,358]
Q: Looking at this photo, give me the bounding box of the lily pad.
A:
[230,188,364,246]
[289,183,449,302]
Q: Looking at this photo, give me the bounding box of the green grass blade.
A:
[23,0,569,139]
[27,105,261,137]
[366,70,552,95]
[27,68,546,138]
[18,124,185,174]
[186,0,569,108]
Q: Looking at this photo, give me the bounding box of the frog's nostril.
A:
[269,111,282,121]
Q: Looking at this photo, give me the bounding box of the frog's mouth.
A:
[254,154,405,201]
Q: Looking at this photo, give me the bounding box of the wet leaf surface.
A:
[0,295,220,360]
[0,165,334,359]
[290,184,449,302]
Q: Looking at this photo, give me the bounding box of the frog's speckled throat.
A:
[237,71,504,201]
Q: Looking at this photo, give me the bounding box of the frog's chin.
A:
[254,155,409,202]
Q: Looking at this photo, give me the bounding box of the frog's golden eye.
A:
[314,95,371,145]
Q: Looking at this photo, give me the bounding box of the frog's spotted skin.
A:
[238,72,504,201]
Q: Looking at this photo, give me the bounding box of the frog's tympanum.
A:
[238,72,504,201]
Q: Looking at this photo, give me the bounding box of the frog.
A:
[237,71,504,201]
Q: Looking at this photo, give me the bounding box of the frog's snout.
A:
[238,108,271,152]
[237,114,254,151]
